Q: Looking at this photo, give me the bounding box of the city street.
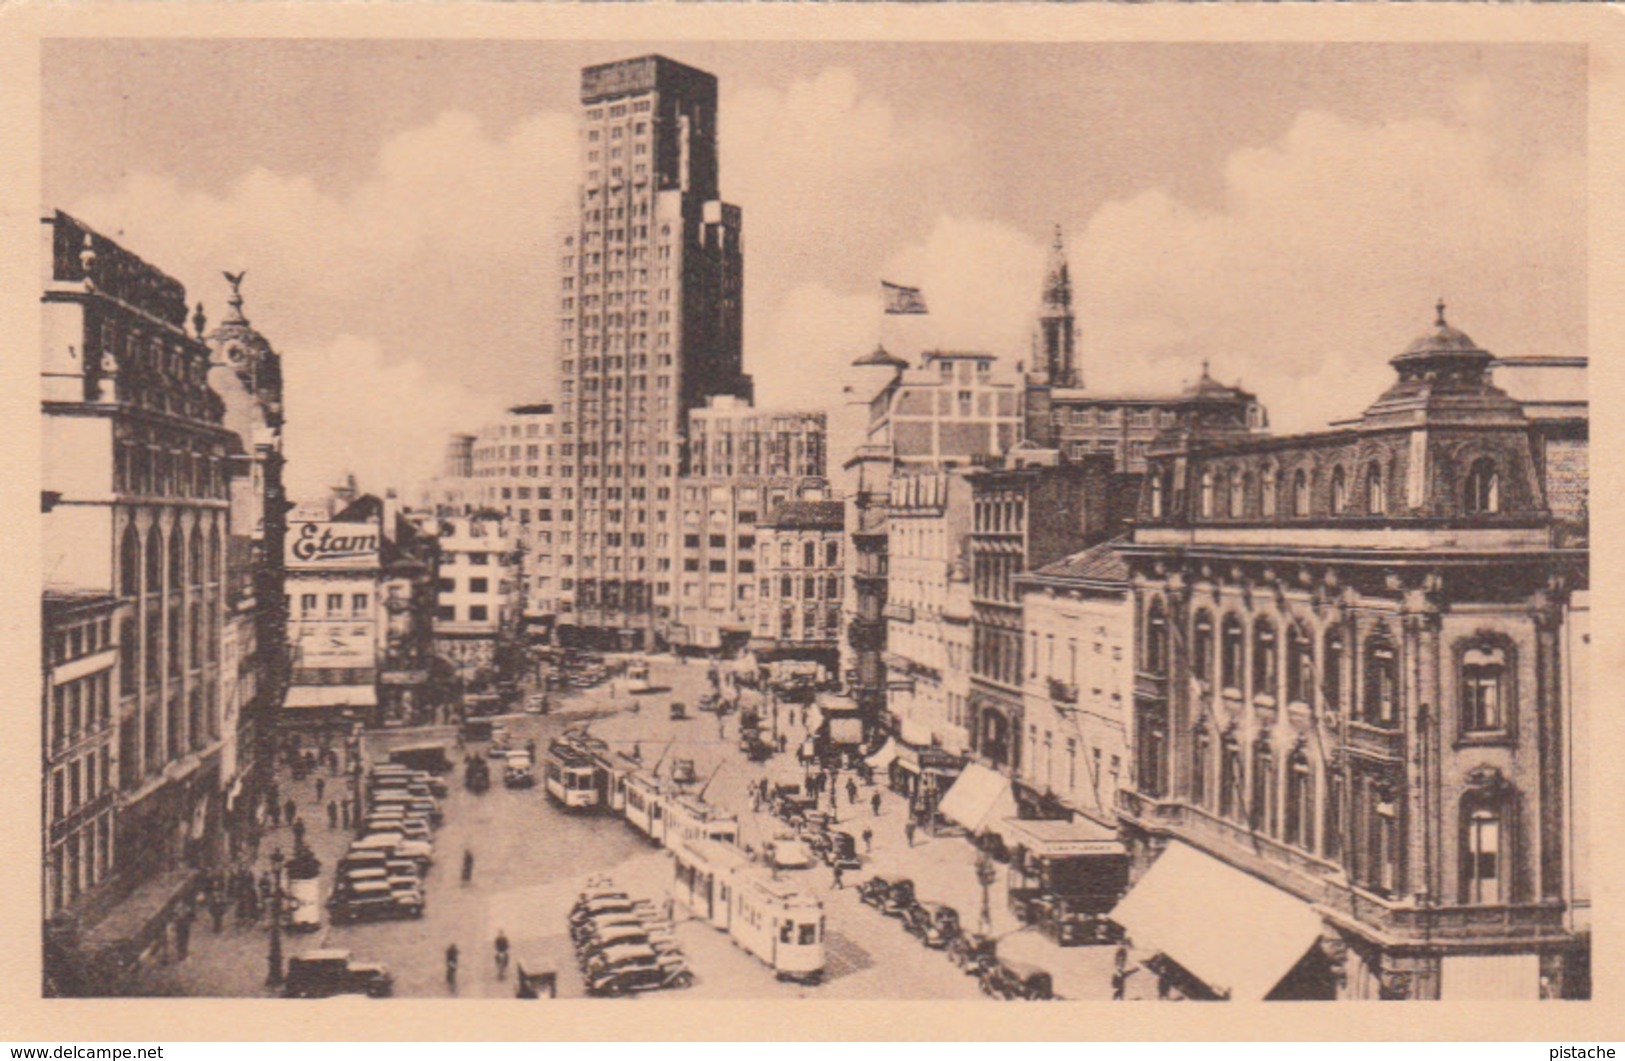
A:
[133,656,1009,1000]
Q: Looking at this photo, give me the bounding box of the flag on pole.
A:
[881,281,929,315]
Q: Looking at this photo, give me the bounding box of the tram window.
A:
[780,922,793,944]
[799,923,817,945]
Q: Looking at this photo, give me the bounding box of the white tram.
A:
[673,840,825,984]
[543,740,601,810]
[622,771,667,842]
[663,794,739,851]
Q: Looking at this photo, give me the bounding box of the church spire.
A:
[1037,223,1079,388]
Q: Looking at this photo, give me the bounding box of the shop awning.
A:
[998,816,1124,858]
[1109,841,1323,1001]
[865,738,898,769]
[899,718,934,747]
[284,685,378,709]
[1441,953,1541,1000]
[939,763,1017,833]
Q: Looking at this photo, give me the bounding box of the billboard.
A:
[286,520,379,569]
[294,622,377,669]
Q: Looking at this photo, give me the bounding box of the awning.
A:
[899,718,934,747]
[938,763,1017,833]
[284,685,378,709]
[1109,841,1324,1001]
[1441,953,1541,1000]
[999,816,1124,858]
[865,738,898,769]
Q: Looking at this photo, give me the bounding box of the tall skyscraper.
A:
[556,55,750,650]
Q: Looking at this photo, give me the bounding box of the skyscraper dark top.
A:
[557,55,749,648]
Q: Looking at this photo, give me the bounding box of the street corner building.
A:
[1113,306,1589,1000]
[40,211,290,993]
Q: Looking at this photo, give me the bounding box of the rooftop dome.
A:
[852,343,909,370]
[1395,300,1492,363]
[1182,360,1244,400]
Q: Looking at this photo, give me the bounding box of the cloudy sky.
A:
[44,41,1585,500]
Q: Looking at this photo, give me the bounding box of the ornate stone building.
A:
[1114,306,1590,1000]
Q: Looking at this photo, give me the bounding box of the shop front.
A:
[282,684,379,730]
[1001,817,1129,947]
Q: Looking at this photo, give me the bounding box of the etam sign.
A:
[287,521,379,568]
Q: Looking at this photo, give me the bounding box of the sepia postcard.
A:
[1,1,1621,1044]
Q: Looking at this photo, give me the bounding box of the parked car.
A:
[282,950,393,998]
[858,875,892,908]
[327,880,424,924]
[978,958,1055,1000]
[881,879,917,917]
[904,902,961,948]
[585,946,693,996]
[823,831,862,871]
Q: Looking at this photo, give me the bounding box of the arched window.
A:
[1461,795,1508,905]
[1251,739,1278,835]
[1149,474,1164,519]
[1191,723,1212,808]
[1461,640,1511,734]
[1364,636,1398,727]
[145,527,163,596]
[1253,619,1278,702]
[1293,469,1310,517]
[1465,458,1500,515]
[1219,730,1244,822]
[1261,464,1278,518]
[1200,469,1215,518]
[1192,611,1215,690]
[120,525,140,597]
[1367,461,1386,515]
[1285,748,1315,851]
[188,525,203,587]
[1286,622,1313,706]
[208,524,221,583]
[1323,627,1345,713]
[168,525,183,590]
[1146,600,1169,676]
[1221,615,1245,693]
[1229,469,1244,518]
[1331,466,1348,514]
[1135,704,1167,798]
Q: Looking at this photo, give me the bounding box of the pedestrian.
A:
[173,904,195,961]
[327,800,338,829]
[494,929,510,979]
[462,848,475,884]
[268,799,282,828]
[292,817,306,851]
[315,776,325,803]
[209,892,226,934]
[340,800,352,829]
[832,864,845,890]
[905,820,917,848]
[445,943,460,991]
[862,826,873,853]
[871,791,882,817]
[1112,964,1137,1001]
[283,798,297,829]
[847,778,858,805]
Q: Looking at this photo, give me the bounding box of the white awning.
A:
[938,763,1017,834]
[284,685,377,709]
[865,738,898,769]
[899,718,934,747]
[999,816,1125,858]
[1109,840,1324,1001]
[1441,953,1541,1000]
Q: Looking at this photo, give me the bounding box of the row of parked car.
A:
[327,763,445,924]
[857,876,1056,1000]
[570,878,695,997]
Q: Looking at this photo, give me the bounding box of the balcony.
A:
[1116,787,1184,825]
[883,602,915,624]
[1047,677,1078,706]
[1134,672,1168,702]
[1346,719,1405,761]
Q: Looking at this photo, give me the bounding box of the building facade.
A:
[41,211,237,976]
[469,404,559,639]
[752,498,845,672]
[1016,539,1133,829]
[431,513,521,684]
[555,55,751,649]
[284,513,384,726]
[1115,307,1589,1000]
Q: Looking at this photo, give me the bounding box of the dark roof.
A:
[769,500,844,530]
[852,344,908,370]
[1028,536,1130,586]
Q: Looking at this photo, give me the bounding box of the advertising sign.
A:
[295,623,377,669]
[286,521,380,570]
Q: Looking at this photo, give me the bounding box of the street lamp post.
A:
[975,849,997,936]
[265,848,285,989]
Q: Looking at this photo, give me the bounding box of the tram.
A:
[672,839,825,984]
[543,739,601,810]
[662,793,739,851]
[622,771,667,843]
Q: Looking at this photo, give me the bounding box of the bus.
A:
[672,840,825,984]
[543,739,601,810]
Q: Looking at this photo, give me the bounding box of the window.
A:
[1200,469,1215,518]
[1262,464,1278,518]
[301,593,317,613]
[1331,466,1348,514]
[1149,474,1164,519]
[352,593,368,615]
[826,540,839,566]
[1293,469,1310,517]
[1286,623,1312,706]
[1192,612,1214,689]
[1251,740,1277,836]
[1464,458,1500,515]
[470,605,489,622]
[1219,732,1244,822]
[781,576,793,597]
[1221,615,1245,693]
[169,527,184,590]
[1324,769,1345,864]
[1367,461,1386,514]
[1364,638,1398,727]
[1323,628,1345,713]
[437,578,454,593]
[1461,641,1510,733]
[1191,725,1211,808]
[436,605,455,622]
[709,534,726,549]
[145,529,162,595]
[189,525,203,586]
[1145,600,1169,675]
[470,578,489,594]
[1229,470,1245,518]
[1463,801,1503,904]
[327,593,343,614]
[1285,750,1315,851]
[1135,705,1167,798]
[120,526,140,597]
[803,541,817,567]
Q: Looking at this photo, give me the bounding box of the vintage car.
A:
[881,879,918,918]
[585,945,693,996]
[767,834,814,870]
[978,958,1055,1001]
[904,902,961,949]
[326,879,424,924]
[822,831,862,871]
[282,950,393,999]
[857,875,893,908]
